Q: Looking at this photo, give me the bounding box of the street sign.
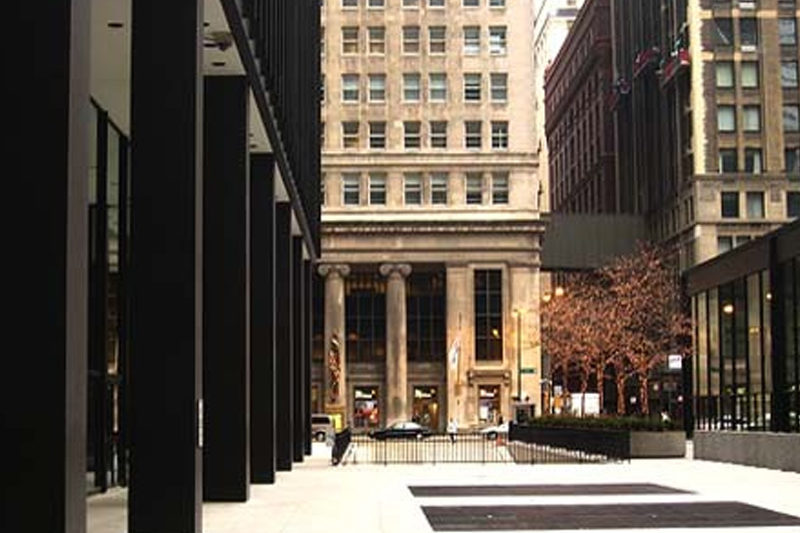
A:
[520,367,537,374]
[668,354,682,371]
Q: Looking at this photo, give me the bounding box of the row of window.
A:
[718,147,799,174]
[716,60,798,89]
[327,72,508,104]
[719,190,800,219]
[331,0,507,9]
[332,25,507,56]
[713,17,797,48]
[325,172,510,206]
[326,120,510,149]
[717,104,800,133]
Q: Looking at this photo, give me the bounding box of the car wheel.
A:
[315,432,326,442]
[487,431,497,440]
[416,432,423,440]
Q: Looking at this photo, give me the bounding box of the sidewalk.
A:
[88,443,800,533]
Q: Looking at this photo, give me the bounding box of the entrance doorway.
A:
[412,386,440,430]
[478,385,501,424]
[353,386,380,430]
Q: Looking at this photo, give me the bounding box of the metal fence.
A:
[347,432,513,465]
[695,392,800,433]
[508,424,630,463]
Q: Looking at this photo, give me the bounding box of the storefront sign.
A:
[668,354,683,371]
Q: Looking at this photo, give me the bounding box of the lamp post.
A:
[513,308,523,401]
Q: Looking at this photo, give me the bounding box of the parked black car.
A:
[369,421,433,440]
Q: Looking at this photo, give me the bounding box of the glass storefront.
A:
[412,386,440,429]
[353,386,380,430]
[692,255,799,433]
[478,384,502,423]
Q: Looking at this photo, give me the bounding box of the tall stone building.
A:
[316,0,544,431]
[609,0,800,269]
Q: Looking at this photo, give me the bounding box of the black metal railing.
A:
[331,427,351,466]
[348,432,513,465]
[508,423,630,463]
[694,391,799,433]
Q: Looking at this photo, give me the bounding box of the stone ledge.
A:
[694,430,800,473]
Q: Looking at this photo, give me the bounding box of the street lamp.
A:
[512,308,524,402]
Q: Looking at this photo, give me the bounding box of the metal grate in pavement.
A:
[410,483,690,497]
[421,502,800,530]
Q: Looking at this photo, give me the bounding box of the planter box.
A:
[629,431,686,458]
[694,431,800,473]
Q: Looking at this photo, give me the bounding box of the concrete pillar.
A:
[446,264,469,425]
[509,264,542,416]
[380,263,412,425]
[318,264,350,420]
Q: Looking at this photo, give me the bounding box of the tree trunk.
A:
[596,364,605,414]
[616,376,626,415]
[639,376,649,415]
[580,373,588,417]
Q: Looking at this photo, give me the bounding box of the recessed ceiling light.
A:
[203,42,217,48]
[249,133,254,137]
[250,143,258,149]
[212,61,226,67]
[108,22,124,28]
[204,21,210,27]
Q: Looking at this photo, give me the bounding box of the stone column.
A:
[380,263,412,425]
[509,264,542,416]
[446,264,469,426]
[318,264,350,419]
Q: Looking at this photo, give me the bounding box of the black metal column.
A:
[305,259,313,456]
[6,1,89,531]
[129,1,204,531]
[293,237,306,462]
[275,203,294,470]
[769,237,789,432]
[250,154,276,483]
[202,75,251,502]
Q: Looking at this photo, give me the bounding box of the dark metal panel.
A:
[250,154,276,483]
[293,237,305,462]
[305,259,313,456]
[202,75,251,502]
[128,1,204,530]
[275,203,294,471]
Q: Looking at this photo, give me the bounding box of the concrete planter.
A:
[694,431,800,473]
[629,430,686,458]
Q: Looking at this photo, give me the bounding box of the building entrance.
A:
[412,386,440,430]
[478,385,501,424]
[353,386,380,430]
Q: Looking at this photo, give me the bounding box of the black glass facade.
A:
[475,269,504,361]
[345,273,387,362]
[689,221,799,433]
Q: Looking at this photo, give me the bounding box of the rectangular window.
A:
[429,73,447,101]
[369,174,386,205]
[475,270,503,361]
[406,273,447,363]
[721,191,739,218]
[464,0,479,6]
[404,121,421,149]
[489,26,507,55]
[403,26,420,54]
[782,61,799,88]
[788,191,800,217]
[779,18,797,45]
[368,26,385,54]
[343,173,361,205]
[718,236,733,254]
[368,74,386,102]
[320,27,325,56]
[740,18,758,48]
[466,172,483,204]
[403,73,421,101]
[342,27,359,54]
[492,172,509,204]
[404,173,422,205]
[719,148,737,172]
[342,0,358,7]
[464,26,480,55]
[320,73,326,102]
[464,73,481,101]
[743,105,761,132]
[345,273,386,364]
[716,61,734,87]
[714,18,733,46]
[491,121,509,149]
[787,147,799,172]
[734,235,750,247]
[429,26,446,53]
[430,121,447,148]
[321,173,326,207]
[429,0,445,6]
[746,191,764,218]
[403,0,419,6]
[321,121,325,148]
[342,74,359,102]
[368,0,384,7]
[741,61,759,88]
[744,148,762,174]
[490,73,508,101]
[718,105,736,132]
[369,121,386,149]
[430,173,448,204]
[490,0,505,6]
[465,121,482,148]
[342,121,359,148]
[784,105,800,131]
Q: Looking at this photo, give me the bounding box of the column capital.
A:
[379,263,412,279]
[317,263,351,278]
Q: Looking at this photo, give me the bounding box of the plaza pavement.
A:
[88,442,800,533]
